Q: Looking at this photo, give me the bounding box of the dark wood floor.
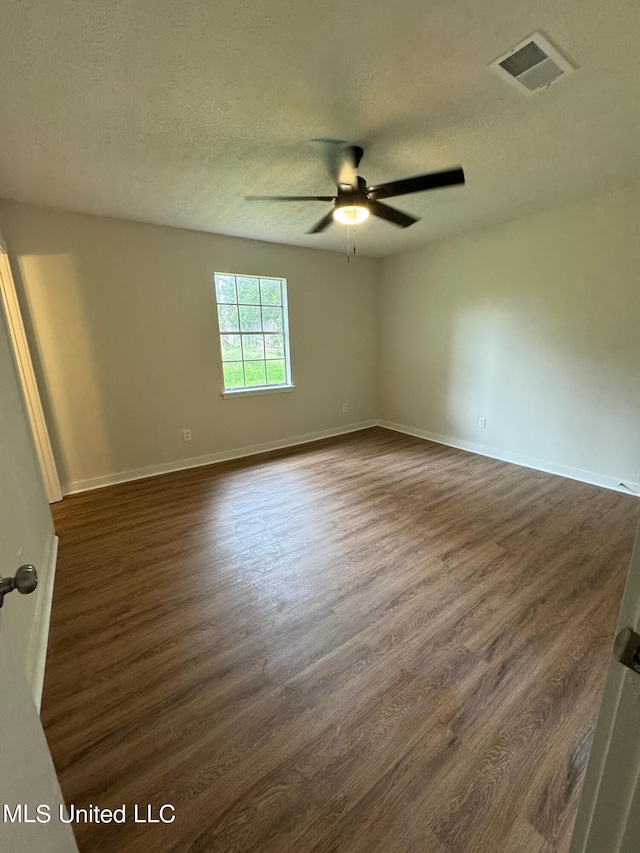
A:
[42,427,640,853]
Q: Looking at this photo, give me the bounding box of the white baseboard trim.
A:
[64,421,377,495]
[28,532,58,712]
[377,420,640,496]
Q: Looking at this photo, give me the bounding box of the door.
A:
[0,631,78,852]
[570,520,640,852]
[0,266,77,850]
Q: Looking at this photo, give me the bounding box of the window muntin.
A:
[214,273,291,391]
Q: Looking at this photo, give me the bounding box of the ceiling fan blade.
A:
[368,199,419,228]
[313,138,347,183]
[367,167,465,200]
[312,139,361,190]
[337,145,362,190]
[307,209,335,234]
[245,195,336,202]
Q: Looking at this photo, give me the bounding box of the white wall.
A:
[2,186,640,497]
[0,234,56,701]
[0,202,379,493]
[379,186,640,490]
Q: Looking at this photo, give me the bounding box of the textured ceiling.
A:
[1,0,639,257]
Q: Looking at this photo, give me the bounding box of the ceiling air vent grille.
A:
[490,32,575,96]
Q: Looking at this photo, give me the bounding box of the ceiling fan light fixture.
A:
[333,204,369,225]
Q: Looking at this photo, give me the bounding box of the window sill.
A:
[221,384,295,399]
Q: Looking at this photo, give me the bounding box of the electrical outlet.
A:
[182,429,192,442]
[342,403,348,413]
[478,417,486,429]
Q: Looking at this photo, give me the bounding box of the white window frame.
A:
[213,272,294,398]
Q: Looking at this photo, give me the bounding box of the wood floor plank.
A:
[501,817,555,853]
[41,427,640,852]
[431,611,613,851]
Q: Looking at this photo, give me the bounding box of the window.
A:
[214,272,292,395]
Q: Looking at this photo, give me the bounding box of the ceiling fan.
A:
[245,141,465,234]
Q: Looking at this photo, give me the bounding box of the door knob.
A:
[0,565,38,608]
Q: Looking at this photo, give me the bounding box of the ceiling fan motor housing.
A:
[335,176,369,209]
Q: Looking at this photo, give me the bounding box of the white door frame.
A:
[0,241,62,503]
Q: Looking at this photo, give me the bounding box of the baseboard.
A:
[64,421,377,494]
[377,420,640,496]
[28,532,58,712]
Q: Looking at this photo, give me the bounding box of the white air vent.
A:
[490,32,575,96]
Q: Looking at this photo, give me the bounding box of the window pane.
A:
[264,334,284,359]
[266,360,286,385]
[239,305,261,332]
[260,279,281,306]
[262,306,283,332]
[244,361,266,387]
[223,362,244,389]
[215,273,289,392]
[215,275,236,304]
[218,305,239,332]
[242,334,265,360]
[220,334,241,362]
[237,277,260,304]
